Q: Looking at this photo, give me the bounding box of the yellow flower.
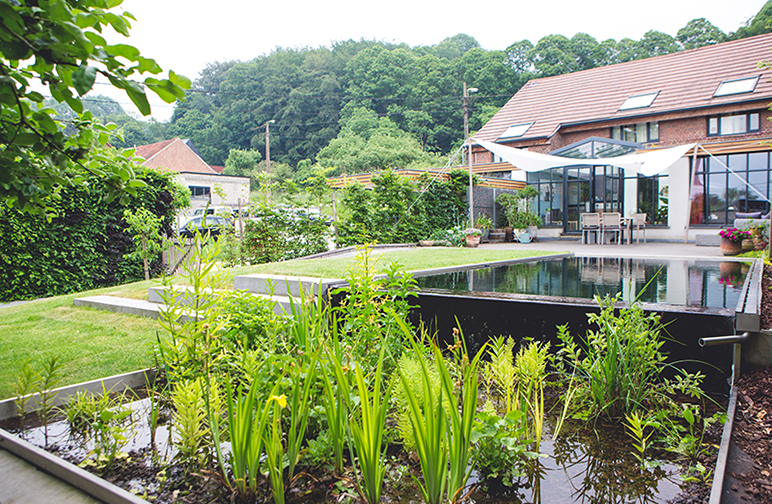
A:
[270,394,287,408]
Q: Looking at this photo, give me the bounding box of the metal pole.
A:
[265,120,275,175]
[463,83,475,224]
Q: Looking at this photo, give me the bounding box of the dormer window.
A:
[714,76,759,97]
[619,92,658,111]
[500,122,533,139]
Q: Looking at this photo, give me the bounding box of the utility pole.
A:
[265,119,276,174]
[463,83,478,224]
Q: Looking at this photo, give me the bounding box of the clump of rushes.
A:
[328,342,392,504]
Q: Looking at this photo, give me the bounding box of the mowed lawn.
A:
[0,247,559,400]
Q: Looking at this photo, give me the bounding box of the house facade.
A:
[134,138,250,219]
[472,32,772,241]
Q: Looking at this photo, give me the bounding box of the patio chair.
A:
[581,213,600,244]
[600,212,623,245]
[631,213,647,243]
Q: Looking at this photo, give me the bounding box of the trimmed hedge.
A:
[0,168,180,302]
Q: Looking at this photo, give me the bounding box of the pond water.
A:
[10,396,688,504]
[415,257,749,310]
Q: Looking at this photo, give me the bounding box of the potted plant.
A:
[463,227,482,248]
[474,214,493,242]
[496,187,543,242]
[750,223,769,250]
[718,228,750,256]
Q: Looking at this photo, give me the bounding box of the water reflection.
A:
[415,257,748,309]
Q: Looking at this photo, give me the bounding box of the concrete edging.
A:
[0,428,148,504]
[0,368,157,503]
[0,368,156,421]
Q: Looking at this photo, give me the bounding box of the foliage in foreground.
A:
[14,242,726,503]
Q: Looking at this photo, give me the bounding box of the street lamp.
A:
[265,119,276,174]
[463,83,478,223]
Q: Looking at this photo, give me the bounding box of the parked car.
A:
[178,215,231,239]
[192,206,232,217]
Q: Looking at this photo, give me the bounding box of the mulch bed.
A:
[728,263,772,503]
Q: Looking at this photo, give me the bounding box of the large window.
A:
[707,112,760,136]
[528,169,563,227]
[610,122,659,143]
[635,174,669,225]
[690,152,771,225]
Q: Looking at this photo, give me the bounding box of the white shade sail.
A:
[473,138,696,176]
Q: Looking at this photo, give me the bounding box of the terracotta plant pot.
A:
[720,238,743,256]
[753,239,768,251]
[741,238,754,251]
[465,234,481,248]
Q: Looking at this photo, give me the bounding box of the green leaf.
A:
[107,44,140,61]
[125,86,150,116]
[73,64,97,96]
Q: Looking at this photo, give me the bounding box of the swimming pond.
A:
[414,256,749,310]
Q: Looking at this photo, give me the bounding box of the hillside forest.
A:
[60,2,772,183]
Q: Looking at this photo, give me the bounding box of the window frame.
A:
[610,121,659,143]
[706,112,761,137]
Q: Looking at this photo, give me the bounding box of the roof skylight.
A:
[619,92,658,111]
[714,76,759,97]
[500,122,533,139]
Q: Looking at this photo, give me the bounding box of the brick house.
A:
[471,32,772,241]
[134,137,250,219]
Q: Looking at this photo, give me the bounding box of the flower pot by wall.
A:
[465,234,480,248]
[741,239,754,251]
[720,238,743,256]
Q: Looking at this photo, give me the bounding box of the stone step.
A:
[233,274,341,298]
[148,285,292,316]
[75,290,292,320]
[73,295,167,319]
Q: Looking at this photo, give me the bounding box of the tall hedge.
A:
[0,168,180,302]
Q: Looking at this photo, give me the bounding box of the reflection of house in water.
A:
[417,258,745,310]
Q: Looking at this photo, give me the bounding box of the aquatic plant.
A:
[555,295,669,419]
[328,342,391,504]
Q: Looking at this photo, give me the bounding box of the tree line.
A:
[92,2,772,178]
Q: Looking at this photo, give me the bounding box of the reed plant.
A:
[394,318,485,504]
[328,342,391,504]
[265,394,288,504]
[218,373,283,498]
[396,336,448,504]
[284,350,320,486]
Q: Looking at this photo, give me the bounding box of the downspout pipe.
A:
[698,332,750,347]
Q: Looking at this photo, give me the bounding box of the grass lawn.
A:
[0,247,561,400]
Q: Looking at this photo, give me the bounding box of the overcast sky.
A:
[96,0,769,120]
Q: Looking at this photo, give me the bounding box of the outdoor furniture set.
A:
[581,212,647,245]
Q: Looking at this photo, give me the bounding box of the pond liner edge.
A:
[0,427,148,504]
[0,367,157,503]
[708,342,741,504]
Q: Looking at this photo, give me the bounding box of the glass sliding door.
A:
[565,166,591,232]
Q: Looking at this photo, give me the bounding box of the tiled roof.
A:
[134,138,175,161]
[134,137,217,175]
[210,165,225,174]
[477,33,772,143]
